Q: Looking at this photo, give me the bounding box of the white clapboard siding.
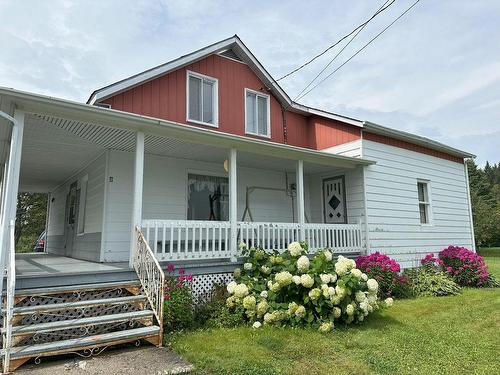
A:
[362,139,473,268]
[321,139,362,158]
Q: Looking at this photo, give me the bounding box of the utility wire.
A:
[295,0,421,101]
[294,0,395,101]
[276,0,397,82]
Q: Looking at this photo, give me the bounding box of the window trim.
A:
[244,88,271,138]
[77,174,89,236]
[186,70,219,128]
[417,179,433,226]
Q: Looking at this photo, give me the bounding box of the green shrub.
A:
[194,284,242,329]
[404,264,461,297]
[163,267,194,332]
[226,242,393,332]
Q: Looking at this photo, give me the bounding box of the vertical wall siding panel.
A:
[308,116,361,150]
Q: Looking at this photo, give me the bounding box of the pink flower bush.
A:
[164,263,193,299]
[421,246,493,287]
[356,252,408,298]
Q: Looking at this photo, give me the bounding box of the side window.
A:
[187,174,228,221]
[245,89,270,137]
[77,175,88,234]
[417,180,431,224]
[187,71,218,126]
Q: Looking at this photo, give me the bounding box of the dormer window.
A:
[186,71,218,127]
[245,88,270,138]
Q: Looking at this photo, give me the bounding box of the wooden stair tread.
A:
[3,310,154,335]
[8,295,146,315]
[8,280,141,297]
[2,326,160,359]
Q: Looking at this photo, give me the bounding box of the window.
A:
[187,174,228,221]
[77,175,88,234]
[417,181,431,224]
[187,71,218,126]
[245,89,270,137]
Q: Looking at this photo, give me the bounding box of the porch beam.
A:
[229,148,237,261]
[296,160,305,241]
[129,131,145,267]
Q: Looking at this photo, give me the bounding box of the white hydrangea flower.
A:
[287,241,303,257]
[335,255,355,276]
[226,295,236,308]
[350,268,362,278]
[263,313,273,324]
[292,275,301,285]
[333,307,342,318]
[300,274,314,288]
[288,302,299,315]
[267,280,273,289]
[361,273,368,281]
[260,290,268,299]
[335,262,348,276]
[226,281,237,294]
[355,291,366,303]
[384,297,394,307]
[320,274,331,284]
[295,305,306,318]
[234,283,249,298]
[275,271,293,286]
[329,273,337,283]
[233,268,241,278]
[330,295,341,305]
[328,287,336,296]
[252,321,262,329]
[297,255,310,272]
[335,285,346,298]
[242,295,256,310]
[309,288,321,300]
[270,282,281,293]
[358,314,365,322]
[359,300,369,313]
[367,279,379,294]
[256,300,269,316]
[323,250,333,262]
[321,284,330,298]
[244,262,253,271]
[260,265,271,275]
[319,322,334,333]
[346,304,355,316]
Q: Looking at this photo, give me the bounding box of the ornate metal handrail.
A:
[133,226,165,339]
[3,220,16,373]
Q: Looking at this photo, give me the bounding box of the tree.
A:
[15,193,48,252]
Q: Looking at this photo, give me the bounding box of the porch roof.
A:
[0,87,375,192]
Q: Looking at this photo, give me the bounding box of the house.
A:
[0,35,475,371]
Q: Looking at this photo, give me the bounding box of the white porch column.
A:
[229,148,238,261]
[0,110,24,310]
[296,160,305,241]
[129,131,145,267]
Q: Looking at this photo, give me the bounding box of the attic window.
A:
[245,88,270,138]
[187,71,218,127]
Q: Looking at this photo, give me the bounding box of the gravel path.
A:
[17,345,194,375]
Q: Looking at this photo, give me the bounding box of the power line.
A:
[276,0,397,82]
[295,0,421,101]
[294,0,395,101]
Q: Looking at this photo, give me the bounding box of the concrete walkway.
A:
[17,345,194,375]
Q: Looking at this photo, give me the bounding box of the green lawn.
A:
[171,251,500,375]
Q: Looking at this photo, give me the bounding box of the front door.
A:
[322,176,347,224]
[64,181,78,256]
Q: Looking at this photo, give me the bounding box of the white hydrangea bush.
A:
[226,241,392,331]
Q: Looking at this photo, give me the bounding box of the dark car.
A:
[33,231,46,252]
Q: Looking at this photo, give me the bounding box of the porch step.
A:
[7,295,146,316]
[2,310,154,336]
[8,280,142,297]
[1,325,160,359]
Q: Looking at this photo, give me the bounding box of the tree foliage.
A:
[15,193,48,253]
[467,160,500,247]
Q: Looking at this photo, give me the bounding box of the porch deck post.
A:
[296,160,305,241]
[129,131,145,267]
[229,148,237,262]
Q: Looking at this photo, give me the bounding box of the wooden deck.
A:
[11,253,136,290]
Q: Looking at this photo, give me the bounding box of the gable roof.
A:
[87,35,363,127]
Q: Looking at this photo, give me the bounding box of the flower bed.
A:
[226,242,392,332]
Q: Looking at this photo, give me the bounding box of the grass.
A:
[171,251,500,375]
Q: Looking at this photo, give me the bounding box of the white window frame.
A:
[417,179,433,226]
[244,88,271,138]
[77,174,89,235]
[186,70,219,127]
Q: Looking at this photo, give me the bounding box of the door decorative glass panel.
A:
[323,176,347,224]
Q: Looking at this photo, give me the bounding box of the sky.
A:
[0,0,499,165]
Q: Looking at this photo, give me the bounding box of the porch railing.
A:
[2,220,16,373]
[133,226,165,339]
[142,219,363,261]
